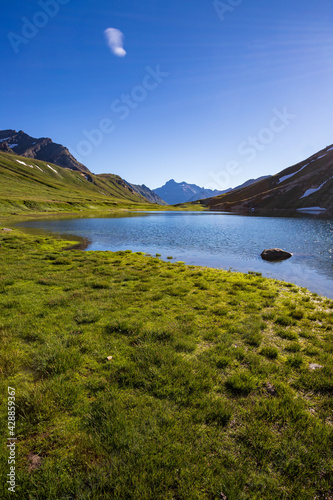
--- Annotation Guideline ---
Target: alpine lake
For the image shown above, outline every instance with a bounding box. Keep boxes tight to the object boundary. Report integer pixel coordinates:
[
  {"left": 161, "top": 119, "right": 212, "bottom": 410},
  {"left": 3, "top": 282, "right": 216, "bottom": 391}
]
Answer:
[{"left": 15, "top": 210, "right": 333, "bottom": 299}]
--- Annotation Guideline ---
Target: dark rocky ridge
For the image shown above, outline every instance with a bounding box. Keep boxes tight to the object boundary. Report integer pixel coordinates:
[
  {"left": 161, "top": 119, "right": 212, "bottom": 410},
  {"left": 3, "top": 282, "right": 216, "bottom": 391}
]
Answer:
[{"left": 0, "top": 129, "right": 90, "bottom": 174}]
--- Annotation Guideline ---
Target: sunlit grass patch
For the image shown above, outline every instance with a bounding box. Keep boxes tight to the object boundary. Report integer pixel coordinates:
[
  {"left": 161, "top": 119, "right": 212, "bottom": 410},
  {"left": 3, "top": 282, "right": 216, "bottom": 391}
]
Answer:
[
  {"left": 259, "top": 346, "right": 279, "bottom": 359},
  {"left": 225, "top": 371, "right": 258, "bottom": 396},
  {"left": 276, "top": 327, "right": 298, "bottom": 340}
]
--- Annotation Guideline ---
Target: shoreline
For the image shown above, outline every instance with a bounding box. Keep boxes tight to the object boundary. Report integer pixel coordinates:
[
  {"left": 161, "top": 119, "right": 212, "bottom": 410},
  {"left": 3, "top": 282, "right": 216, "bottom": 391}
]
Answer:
[{"left": 7, "top": 209, "right": 333, "bottom": 300}]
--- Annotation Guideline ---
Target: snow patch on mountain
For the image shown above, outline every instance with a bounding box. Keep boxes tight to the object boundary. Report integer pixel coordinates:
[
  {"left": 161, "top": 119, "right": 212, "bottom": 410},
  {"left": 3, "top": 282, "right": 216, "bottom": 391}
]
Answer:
[
  {"left": 300, "top": 177, "right": 333, "bottom": 198},
  {"left": 278, "top": 163, "right": 309, "bottom": 184},
  {"left": 47, "top": 164, "right": 58, "bottom": 173}
]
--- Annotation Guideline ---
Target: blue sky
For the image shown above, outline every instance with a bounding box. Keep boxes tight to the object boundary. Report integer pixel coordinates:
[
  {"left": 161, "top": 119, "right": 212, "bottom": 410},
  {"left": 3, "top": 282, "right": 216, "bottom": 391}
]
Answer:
[{"left": 1, "top": 0, "right": 333, "bottom": 190}]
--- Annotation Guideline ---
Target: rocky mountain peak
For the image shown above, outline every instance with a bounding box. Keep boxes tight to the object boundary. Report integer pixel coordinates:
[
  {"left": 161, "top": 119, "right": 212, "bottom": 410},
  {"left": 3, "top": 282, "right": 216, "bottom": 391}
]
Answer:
[{"left": 0, "top": 129, "right": 91, "bottom": 174}]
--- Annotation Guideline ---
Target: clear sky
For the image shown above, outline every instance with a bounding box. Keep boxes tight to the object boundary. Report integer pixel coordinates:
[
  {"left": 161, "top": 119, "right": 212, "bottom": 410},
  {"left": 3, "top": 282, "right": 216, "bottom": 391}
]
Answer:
[{"left": 1, "top": 0, "right": 333, "bottom": 190}]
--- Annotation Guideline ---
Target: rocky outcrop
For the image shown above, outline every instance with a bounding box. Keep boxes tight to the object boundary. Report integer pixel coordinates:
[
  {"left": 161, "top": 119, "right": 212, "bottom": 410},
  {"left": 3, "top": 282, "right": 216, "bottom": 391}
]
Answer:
[
  {"left": 0, "top": 141, "right": 14, "bottom": 153},
  {"left": 128, "top": 183, "right": 168, "bottom": 205},
  {"left": 261, "top": 248, "right": 292, "bottom": 261},
  {"left": 0, "top": 129, "right": 90, "bottom": 174}
]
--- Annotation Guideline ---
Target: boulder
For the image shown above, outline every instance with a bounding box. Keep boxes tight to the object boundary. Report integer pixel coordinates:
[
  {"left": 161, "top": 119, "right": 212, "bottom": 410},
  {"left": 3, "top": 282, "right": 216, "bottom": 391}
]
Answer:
[
  {"left": 261, "top": 248, "right": 292, "bottom": 261},
  {"left": 1, "top": 228, "right": 13, "bottom": 232}
]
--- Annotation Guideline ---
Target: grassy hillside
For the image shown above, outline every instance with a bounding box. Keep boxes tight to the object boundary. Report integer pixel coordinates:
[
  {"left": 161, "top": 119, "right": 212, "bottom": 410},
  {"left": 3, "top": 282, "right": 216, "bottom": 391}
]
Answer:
[
  {"left": 0, "top": 152, "right": 155, "bottom": 214},
  {"left": 1, "top": 229, "right": 333, "bottom": 499}
]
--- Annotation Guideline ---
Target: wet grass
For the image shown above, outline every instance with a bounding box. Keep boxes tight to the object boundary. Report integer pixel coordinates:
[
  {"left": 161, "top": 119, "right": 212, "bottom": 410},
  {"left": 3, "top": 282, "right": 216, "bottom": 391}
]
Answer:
[{"left": 0, "top": 229, "right": 333, "bottom": 499}]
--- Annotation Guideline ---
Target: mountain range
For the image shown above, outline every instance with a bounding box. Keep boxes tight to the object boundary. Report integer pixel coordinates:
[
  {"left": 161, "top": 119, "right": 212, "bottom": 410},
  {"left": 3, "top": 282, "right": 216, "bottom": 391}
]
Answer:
[
  {"left": 1, "top": 128, "right": 332, "bottom": 214},
  {"left": 153, "top": 176, "right": 270, "bottom": 205},
  {"left": 0, "top": 129, "right": 269, "bottom": 207},
  {"left": 200, "top": 144, "right": 333, "bottom": 213},
  {"left": 153, "top": 180, "right": 224, "bottom": 205}
]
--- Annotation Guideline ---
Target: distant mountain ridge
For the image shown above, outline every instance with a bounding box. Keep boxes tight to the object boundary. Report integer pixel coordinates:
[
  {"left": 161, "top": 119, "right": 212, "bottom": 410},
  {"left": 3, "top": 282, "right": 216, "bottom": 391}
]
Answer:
[
  {"left": 201, "top": 145, "right": 333, "bottom": 213},
  {"left": 153, "top": 179, "right": 223, "bottom": 205},
  {"left": 0, "top": 129, "right": 90, "bottom": 174},
  {"left": 153, "top": 176, "right": 271, "bottom": 205}
]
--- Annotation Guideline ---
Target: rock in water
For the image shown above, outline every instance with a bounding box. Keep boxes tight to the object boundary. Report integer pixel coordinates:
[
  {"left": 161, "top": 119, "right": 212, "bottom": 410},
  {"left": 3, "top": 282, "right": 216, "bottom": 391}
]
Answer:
[{"left": 261, "top": 248, "right": 292, "bottom": 261}]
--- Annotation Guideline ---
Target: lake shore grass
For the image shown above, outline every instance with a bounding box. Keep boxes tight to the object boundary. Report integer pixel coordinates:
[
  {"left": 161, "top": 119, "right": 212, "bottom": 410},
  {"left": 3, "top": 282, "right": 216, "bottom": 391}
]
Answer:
[{"left": 1, "top": 228, "right": 333, "bottom": 499}]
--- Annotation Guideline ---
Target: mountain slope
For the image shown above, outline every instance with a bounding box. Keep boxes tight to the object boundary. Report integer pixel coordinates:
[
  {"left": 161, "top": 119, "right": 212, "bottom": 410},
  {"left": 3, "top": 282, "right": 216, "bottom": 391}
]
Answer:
[
  {"left": 153, "top": 179, "right": 223, "bottom": 204},
  {"left": 0, "top": 130, "right": 171, "bottom": 207},
  {"left": 128, "top": 183, "right": 168, "bottom": 205},
  {"left": 0, "top": 152, "right": 151, "bottom": 213},
  {"left": 0, "top": 129, "right": 90, "bottom": 174},
  {"left": 187, "top": 188, "right": 230, "bottom": 202},
  {"left": 201, "top": 145, "right": 333, "bottom": 213},
  {"left": 232, "top": 175, "right": 271, "bottom": 191},
  {"left": 187, "top": 175, "right": 271, "bottom": 202}
]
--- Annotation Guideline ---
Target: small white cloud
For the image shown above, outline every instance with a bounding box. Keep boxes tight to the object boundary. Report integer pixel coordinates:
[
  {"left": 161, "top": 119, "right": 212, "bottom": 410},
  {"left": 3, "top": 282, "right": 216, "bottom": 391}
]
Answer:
[{"left": 104, "top": 28, "right": 126, "bottom": 57}]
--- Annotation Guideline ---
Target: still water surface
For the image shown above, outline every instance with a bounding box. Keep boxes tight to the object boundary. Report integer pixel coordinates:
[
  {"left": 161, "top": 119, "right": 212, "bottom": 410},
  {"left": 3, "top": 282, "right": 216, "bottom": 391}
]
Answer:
[{"left": 15, "top": 211, "right": 333, "bottom": 298}]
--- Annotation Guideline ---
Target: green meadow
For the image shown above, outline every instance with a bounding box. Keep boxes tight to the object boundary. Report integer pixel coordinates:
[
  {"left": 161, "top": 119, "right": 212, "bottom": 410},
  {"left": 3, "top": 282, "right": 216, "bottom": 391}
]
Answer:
[
  {"left": 0, "top": 151, "right": 205, "bottom": 218},
  {"left": 0, "top": 229, "right": 333, "bottom": 499},
  {"left": 0, "top": 151, "right": 156, "bottom": 215}
]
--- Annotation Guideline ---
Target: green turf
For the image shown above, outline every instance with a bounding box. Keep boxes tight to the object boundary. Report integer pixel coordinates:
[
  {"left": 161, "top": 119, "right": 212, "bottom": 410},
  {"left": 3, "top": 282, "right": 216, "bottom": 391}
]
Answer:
[{"left": 0, "top": 229, "right": 332, "bottom": 499}]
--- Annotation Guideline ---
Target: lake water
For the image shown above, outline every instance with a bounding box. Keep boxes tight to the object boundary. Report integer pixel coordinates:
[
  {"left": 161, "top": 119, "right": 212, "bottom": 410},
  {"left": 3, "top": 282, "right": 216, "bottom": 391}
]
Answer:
[{"left": 15, "top": 211, "right": 333, "bottom": 299}]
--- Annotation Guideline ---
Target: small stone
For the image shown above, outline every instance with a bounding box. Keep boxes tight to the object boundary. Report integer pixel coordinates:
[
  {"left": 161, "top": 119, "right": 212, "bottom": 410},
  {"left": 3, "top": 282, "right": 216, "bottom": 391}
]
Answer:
[
  {"left": 107, "top": 356, "right": 113, "bottom": 361},
  {"left": 266, "top": 382, "right": 277, "bottom": 396},
  {"left": 309, "top": 363, "right": 323, "bottom": 370},
  {"left": 27, "top": 453, "right": 42, "bottom": 471}
]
